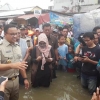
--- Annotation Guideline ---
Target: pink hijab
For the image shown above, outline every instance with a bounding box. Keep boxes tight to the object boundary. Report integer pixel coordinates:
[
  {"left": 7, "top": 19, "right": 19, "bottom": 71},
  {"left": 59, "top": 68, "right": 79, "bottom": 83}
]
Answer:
[{"left": 38, "top": 33, "right": 51, "bottom": 70}]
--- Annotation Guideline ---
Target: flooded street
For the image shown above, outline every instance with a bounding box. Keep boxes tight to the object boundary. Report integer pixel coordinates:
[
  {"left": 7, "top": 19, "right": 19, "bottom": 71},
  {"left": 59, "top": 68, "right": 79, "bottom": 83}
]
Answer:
[{"left": 19, "top": 71, "right": 91, "bottom": 100}]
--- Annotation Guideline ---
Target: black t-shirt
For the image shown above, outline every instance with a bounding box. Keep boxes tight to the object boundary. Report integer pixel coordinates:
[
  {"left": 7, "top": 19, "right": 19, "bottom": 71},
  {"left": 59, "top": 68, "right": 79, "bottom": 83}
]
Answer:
[
  {"left": 82, "top": 46, "right": 100, "bottom": 76},
  {"left": 0, "top": 91, "right": 4, "bottom": 100}
]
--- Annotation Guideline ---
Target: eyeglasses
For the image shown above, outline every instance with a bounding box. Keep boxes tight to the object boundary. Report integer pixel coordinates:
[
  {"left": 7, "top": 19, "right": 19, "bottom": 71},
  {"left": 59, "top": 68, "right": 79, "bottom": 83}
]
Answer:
[
  {"left": 39, "top": 42, "right": 46, "bottom": 45},
  {"left": 8, "top": 33, "right": 18, "bottom": 36},
  {"left": 84, "top": 40, "right": 91, "bottom": 42}
]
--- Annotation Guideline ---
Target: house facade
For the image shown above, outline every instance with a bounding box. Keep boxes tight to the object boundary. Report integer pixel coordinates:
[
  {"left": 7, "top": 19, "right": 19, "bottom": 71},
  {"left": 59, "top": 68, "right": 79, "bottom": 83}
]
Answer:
[{"left": 51, "top": 0, "right": 100, "bottom": 13}]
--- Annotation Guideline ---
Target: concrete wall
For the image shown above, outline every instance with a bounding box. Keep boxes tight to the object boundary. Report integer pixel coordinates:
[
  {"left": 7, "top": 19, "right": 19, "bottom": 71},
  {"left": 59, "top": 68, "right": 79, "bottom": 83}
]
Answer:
[{"left": 53, "top": 0, "right": 98, "bottom": 12}]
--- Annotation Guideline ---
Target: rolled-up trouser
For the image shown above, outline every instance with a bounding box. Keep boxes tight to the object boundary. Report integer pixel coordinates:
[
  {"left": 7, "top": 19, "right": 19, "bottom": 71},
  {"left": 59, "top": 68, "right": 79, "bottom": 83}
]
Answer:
[
  {"left": 81, "top": 73, "right": 97, "bottom": 95},
  {"left": 4, "top": 77, "right": 19, "bottom": 100}
]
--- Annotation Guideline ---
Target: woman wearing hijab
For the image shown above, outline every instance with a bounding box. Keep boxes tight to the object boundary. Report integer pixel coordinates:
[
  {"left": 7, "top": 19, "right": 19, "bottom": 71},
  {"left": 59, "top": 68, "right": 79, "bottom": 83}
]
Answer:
[{"left": 31, "top": 33, "right": 54, "bottom": 87}]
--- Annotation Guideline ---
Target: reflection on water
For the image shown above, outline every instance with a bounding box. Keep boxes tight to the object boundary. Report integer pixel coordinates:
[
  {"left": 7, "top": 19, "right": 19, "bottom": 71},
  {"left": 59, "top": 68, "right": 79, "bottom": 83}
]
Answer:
[{"left": 19, "top": 71, "right": 91, "bottom": 100}]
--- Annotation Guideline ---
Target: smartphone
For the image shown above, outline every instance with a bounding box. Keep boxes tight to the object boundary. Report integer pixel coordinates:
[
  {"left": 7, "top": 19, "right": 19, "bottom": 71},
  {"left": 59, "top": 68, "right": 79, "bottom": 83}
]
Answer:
[
  {"left": 0, "top": 76, "right": 7, "bottom": 84},
  {"left": 79, "top": 55, "right": 86, "bottom": 58},
  {"left": 81, "top": 56, "right": 86, "bottom": 58}
]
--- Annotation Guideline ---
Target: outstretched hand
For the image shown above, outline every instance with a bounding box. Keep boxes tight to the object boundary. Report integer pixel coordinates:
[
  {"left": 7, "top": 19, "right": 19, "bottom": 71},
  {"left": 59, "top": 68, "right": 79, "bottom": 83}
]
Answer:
[
  {"left": 91, "top": 87, "right": 100, "bottom": 100},
  {"left": 11, "top": 61, "right": 28, "bottom": 71}
]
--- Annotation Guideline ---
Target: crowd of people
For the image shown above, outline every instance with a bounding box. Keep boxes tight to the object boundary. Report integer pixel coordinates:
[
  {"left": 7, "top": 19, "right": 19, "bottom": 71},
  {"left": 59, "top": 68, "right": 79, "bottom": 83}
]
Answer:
[{"left": 0, "top": 23, "right": 100, "bottom": 100}]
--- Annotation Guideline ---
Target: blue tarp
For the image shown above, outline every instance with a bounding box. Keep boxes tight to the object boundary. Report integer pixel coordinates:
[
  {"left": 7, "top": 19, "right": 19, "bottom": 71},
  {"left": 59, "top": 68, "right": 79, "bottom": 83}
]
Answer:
[
  {"left": 49, "top": 12, "right": 59, "bottom": 23},
  {"left": 49, "top": 12, "right": 73, "bottom": 27}
]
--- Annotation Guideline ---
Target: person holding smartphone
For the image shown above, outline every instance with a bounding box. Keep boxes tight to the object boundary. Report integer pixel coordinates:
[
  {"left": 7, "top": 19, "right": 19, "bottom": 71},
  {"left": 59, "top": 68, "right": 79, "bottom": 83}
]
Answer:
[
  {"left": 31, "top": 33, "right": 54, "bottom": 87},
  {"left": 78, "top": 32, "right": 100, "bottom": 95}
]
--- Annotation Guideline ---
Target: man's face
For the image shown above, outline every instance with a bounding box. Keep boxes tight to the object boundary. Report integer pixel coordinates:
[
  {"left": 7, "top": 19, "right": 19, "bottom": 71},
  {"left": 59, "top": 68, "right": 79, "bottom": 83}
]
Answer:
[
  {"left": 5, "top": 27, "right": 17, "bottom": 43},
  {"left": 0, "top": 28, "right": 2, "bottom": 35},
  {"left": 94, "top": 34, "right": 99, "bottom": 45},
  {"left": 43, "top": 26, "right": 51, "bottom": 37},
  {"left": 83, "top": 37, "right": 94, "bottom": 47},
  {"left": 16, "top": 29, "right": 21, "bottom": 41},
  {"left": 97, "top": 29, "right": 100, "bottom": 37},
  {"left": 20, "top": 29, "right": 26, "bottom": 36},
  {"left": 62, "top": 29, "right": 68, "bottom": 37}
]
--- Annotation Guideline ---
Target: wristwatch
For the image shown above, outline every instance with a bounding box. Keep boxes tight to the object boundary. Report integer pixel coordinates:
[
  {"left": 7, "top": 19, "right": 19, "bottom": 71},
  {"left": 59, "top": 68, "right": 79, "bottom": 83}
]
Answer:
[{"left": 23, "top": 78, "right": 28, "bottom": 80}]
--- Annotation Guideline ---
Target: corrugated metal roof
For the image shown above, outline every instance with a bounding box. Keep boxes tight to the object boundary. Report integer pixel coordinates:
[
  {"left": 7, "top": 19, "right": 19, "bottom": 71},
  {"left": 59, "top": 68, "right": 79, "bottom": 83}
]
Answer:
[
  {"left": 0, "top": 10, "right": 25, "bottom": 17},
  {"left": 0, "top": 6, "right": 43, "bottom": 19},
  {"left": 18, "top": 14, "right": 40, "bottom": 20},
  {"left": 14, "top": 6, "right": 42, "bottom": 12},
  {"left": 18, "top": 7, "right": 33, "bottom": 12},
  {"left": 0, "top": 6, "right": 42, "bottom": 17},
  {"left": 17, "top": 13, "right": 50, "bottom": 24},
  {"left": 0, "top": 15, "right": 18, "bottom": 19},
  {"left": 0, "top": 3, "right": 14, "bottom": 11}
]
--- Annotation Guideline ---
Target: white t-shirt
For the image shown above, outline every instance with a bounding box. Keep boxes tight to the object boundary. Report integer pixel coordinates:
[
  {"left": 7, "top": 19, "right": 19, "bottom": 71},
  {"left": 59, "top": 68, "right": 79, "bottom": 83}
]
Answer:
[
  {"left": 67, "top": 31, "right": 73, "bottom": 38},
  {"left": 1, "top": 31, "right": 4, "bottom": 37}
]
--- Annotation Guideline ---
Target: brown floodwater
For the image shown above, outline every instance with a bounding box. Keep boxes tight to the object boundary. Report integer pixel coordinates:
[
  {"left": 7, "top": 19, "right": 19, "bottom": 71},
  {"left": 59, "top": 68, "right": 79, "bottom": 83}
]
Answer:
[{"left": 19, "top": 71, "right": 91, "bottom": 100}]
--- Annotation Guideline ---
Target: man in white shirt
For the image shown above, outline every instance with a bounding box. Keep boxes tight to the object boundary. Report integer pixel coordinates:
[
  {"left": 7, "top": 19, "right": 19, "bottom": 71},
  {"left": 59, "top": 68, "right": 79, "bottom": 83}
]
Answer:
[{"left": 67, "top": 31, "right": 73, "bottom": 38}]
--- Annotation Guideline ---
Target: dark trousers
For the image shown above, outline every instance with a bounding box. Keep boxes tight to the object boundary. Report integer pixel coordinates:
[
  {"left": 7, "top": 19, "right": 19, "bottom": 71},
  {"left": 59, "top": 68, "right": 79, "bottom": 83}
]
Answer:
[
  {"left": 97, "top": 72, "right": 100, "bottom": 87},
  {"left": 74, "top": 61, "right": 82, "bottom": 76},
  {"left": 52, "top": 63, "right": 57, "bottom": 78},
  {"left": 81, "top": 73, "right": 97, "bottom": 94}
]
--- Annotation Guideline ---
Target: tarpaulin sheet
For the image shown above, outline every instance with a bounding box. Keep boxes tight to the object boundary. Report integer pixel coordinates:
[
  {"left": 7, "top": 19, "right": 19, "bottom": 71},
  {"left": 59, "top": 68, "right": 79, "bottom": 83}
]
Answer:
[
  {"left": 38, "top": 13, "right": 50, "bottom": 24},
  {"left": 18, "top": 13, "right": 50, "bottom": 24},
  {"left": 49, "top": 12, "right": 73, "bottom": 27},
  {"left": 18, "top": 14, "right": 39, "bottom": 20},
  {"left": 73, "top": 9, "right": 100, "bottom": 39}
]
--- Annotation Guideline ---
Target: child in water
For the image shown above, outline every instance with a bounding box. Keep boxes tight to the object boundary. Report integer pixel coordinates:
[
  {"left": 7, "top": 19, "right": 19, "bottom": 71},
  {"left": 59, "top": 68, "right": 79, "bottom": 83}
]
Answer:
[
  {"left": 57, "top": 34, "right": 68, "bottom": 71},
  {"left": 66, "top": 45, "right": 75, "bottom": 72}
]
